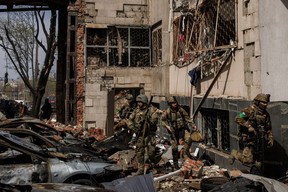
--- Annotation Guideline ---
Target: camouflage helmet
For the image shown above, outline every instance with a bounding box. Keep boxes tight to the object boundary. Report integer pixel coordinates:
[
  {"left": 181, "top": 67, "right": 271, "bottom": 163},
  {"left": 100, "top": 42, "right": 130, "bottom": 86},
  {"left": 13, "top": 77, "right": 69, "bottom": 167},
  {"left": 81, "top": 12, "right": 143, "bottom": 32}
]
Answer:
[
  {"left": 126, "top": 94, "right": 133, "bottom": 100},
  {"left": 167, "top": 96, "right": 177, "bottom": 104},
  {"left": 254, "top": 93, "right": 270, "bottom": 103},
  {"left": 136, "top": 94, "right": 148, "bottom": 104}
]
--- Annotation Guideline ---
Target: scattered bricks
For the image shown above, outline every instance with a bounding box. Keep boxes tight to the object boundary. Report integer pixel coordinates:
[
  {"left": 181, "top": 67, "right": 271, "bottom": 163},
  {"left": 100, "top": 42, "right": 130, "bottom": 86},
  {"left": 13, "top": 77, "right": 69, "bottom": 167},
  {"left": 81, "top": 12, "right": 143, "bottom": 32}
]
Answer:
[
  {"left": 88, "top": 127, "right": 106, "bottom": 141},
  {"left": 45, "top": 121, "right": 107, "bottom": 142},
  {"left": 63, "top": 126, "right": 75, "bottom": 133},
  {"left": 181, "top": 158, "right": 204, "bottom": 178}
]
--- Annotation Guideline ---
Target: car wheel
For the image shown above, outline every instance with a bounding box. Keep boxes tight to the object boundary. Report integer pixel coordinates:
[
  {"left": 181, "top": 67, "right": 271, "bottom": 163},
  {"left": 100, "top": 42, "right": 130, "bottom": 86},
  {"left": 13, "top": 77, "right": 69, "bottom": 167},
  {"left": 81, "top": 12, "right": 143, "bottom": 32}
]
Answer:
[{"left": 71, "top": 178, "right": 97, "bottom": 186}]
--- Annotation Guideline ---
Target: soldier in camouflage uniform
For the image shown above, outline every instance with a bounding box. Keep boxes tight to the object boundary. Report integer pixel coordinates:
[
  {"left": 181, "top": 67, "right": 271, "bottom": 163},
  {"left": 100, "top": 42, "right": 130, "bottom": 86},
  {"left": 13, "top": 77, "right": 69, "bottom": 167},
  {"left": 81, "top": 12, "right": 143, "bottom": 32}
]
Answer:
[
  {"left": 235, "top": 93, "right": 273, "bottom": 168},
  {"left": 161, "top": 96, "right": 197, "bottom": 170},
  {"left": 119, "top": 94, "right": 134, "bottom": 119},
  {"left": 113, "top": 94, "right": 135, "bottom": 131},
  {"left": 127, "top": 94, "right": 160, "bottom": 175}
]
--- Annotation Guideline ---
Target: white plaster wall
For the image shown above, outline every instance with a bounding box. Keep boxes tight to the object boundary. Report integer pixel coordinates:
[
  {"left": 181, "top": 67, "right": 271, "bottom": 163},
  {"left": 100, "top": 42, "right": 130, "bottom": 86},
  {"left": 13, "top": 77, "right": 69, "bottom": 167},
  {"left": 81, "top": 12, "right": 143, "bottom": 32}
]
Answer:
[
  {"left": 183, "top": 51, "right": 246, "bottom": 98},
  {"left": 259, "top": 0, "right": 288, "bottom": 101},
  {"left": 169, "top": 0, "right": 246, "bottom": 98},
  {"left": 148, "top": 0, "right": 171, "bottom": 96},
  {"left": 169, "top": 65, "right": 192, "bottom": 97}
]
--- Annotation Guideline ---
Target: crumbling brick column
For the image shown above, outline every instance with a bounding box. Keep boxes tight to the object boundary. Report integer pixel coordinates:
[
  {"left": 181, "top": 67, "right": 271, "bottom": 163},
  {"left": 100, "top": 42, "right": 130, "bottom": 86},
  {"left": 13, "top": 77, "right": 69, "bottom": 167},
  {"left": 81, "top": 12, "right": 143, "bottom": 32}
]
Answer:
[{"left": 74, "top": 0, "right": 86, "bottom": 126}]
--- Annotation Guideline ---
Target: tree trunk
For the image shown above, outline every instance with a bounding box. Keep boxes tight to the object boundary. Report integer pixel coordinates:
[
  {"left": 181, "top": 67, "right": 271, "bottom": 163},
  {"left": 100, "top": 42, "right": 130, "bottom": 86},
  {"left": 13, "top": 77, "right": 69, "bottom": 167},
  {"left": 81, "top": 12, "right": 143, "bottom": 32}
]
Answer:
[{"left": 31, "top": 88, "right": 45, "bottom": 118}]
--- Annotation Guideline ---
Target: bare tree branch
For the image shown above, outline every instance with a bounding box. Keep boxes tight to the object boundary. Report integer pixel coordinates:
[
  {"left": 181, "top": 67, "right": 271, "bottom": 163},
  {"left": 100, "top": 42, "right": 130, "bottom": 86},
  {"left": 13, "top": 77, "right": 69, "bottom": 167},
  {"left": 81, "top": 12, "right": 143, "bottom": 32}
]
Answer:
[{"left": 0, "top": 10, "right": 57, "bottom": 117}]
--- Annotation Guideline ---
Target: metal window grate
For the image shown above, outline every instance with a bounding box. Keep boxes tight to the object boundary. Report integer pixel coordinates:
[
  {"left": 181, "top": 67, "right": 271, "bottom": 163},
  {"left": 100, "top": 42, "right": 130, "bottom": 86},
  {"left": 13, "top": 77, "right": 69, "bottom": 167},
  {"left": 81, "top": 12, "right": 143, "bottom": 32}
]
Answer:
[
  {"left": 201, "top": 108, "right": 230, "bottom": 152},
  {"left": 152, "top": 28, "right": 162, "bottom": 65},
  {"left": 173, "top": 0, "right": 236, "bottom": 61},
  {"left": 86, "top": 27, "right": 151, "bottom": 68}
]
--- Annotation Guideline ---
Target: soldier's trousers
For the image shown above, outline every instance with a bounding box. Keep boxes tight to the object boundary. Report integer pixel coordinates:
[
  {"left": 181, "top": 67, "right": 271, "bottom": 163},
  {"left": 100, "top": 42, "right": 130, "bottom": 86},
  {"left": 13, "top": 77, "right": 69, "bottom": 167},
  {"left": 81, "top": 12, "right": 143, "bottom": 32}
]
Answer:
[
  {"left": 170, "top": 128, "right": 192, "bottom": 160},
  {"left": 135, "top": 134, "right": 156, "bottom": 171}
]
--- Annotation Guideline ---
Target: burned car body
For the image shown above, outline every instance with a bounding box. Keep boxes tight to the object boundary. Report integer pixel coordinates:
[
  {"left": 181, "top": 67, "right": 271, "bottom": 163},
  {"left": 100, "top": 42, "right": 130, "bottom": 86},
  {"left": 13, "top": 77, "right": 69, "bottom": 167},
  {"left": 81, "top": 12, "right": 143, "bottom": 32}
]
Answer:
[
  {"left": 0, "top": 182, "right": 114, "bottom": 192},
  {"left": 92, "top": 129, "right": 133, "bottom": 156},
  {"left": 0, "top": 117, "right": 59, "bottom": 137},
  {"left": 0, "top": 131, "right": 123, "bottom": 186},
  {"left": 0, "top": 128, "right": 104, "bottom": 158},
  {"left": 0, "top": 117, "right": 92, "bottom": 148}
]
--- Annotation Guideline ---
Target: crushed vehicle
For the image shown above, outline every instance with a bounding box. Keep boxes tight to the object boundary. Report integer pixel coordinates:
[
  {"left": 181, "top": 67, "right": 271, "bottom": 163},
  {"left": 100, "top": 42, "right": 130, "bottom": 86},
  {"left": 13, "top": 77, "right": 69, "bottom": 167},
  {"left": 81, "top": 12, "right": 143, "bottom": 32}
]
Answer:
[
  {"left": 0, "top": 117, "right": 91, "bottom": 147},
  {"left": 0, "top": 182, "right": 114, "bottom": 192},
  {"left": 92, "top": 129, "right": 133, "bottom": 157},
  {"left": 0, "top": 130, "right": 124, "bottom": 186},
  {"left": 0, "top": 128, "right": 105, "bottom": 158},
  {"left": 0, "top": 117, "right": 60, "bottom": 137}
]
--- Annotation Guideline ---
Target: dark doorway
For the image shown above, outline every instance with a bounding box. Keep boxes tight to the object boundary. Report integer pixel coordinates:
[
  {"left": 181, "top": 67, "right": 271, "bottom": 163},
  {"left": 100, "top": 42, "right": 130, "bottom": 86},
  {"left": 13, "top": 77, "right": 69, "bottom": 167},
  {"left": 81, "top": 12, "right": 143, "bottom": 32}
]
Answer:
[{"left": 106, "top": 88, "right": 141, "bottom": 136}]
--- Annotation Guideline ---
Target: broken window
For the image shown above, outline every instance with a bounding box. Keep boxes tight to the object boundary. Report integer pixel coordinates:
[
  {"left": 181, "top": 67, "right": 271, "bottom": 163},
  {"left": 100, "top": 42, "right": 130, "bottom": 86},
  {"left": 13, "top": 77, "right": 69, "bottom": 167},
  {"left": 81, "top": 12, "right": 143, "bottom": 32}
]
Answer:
[
  {"left": 86, "top": 26, "right": 151, "bottom": 68},
  {"left": 200, "top": 108, "right": 230, "bottom": 152},
  {"left": 173, "top": 0, "right": 236, "bottom": 64}
]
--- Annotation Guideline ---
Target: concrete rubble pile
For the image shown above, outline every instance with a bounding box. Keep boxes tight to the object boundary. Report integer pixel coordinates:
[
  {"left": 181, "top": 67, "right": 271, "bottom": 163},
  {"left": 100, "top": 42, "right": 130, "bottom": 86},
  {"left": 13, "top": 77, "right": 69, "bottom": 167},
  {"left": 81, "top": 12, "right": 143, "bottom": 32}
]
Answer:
[
  {"left": 26, "top": 120, "right": 288, "bottom": 191},
  {"left": 45, "top": 120, "right": 107, "bottom": 143},
  {"left": 1, "top": 113, "right": 288, "bottom": 191},
  {"left": 155, "top": 156, "right": 229, "bottom": 192}
]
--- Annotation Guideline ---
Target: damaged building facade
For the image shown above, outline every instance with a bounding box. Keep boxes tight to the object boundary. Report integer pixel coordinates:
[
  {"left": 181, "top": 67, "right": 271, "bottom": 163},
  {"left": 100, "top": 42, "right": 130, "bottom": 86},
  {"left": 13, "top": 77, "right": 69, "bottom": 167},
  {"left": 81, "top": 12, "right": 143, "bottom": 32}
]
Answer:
[{"left": 67, "top": 0, "right": 288, "bottom": 178}]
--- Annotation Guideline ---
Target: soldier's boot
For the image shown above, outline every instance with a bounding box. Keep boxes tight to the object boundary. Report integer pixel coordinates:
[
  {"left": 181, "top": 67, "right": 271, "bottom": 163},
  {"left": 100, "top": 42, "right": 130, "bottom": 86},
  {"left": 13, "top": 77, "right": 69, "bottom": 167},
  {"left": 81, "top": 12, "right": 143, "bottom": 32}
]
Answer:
[
  {"left": 172, "top": 150, "right": 180, "bottom": 170},
  {"left": 132, "top": 163, "right": 145, "bottom": 176},
  {"left": 173, "top": 158, "right": 180, "bottom": 170}
]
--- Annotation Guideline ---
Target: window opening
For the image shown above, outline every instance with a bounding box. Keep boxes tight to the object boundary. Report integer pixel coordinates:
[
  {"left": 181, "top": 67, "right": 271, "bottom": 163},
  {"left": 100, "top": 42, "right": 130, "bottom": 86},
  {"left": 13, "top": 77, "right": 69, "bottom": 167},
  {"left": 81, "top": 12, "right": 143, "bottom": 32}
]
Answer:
[
  {"left": 86, "top": 26, "right": 151, "bottom": 68},
  {"left": 173, "top": 0, "right": 236, "bottom": 67},
  {"left": 201, "top": 108, "right": 230, "bottom": 152}
]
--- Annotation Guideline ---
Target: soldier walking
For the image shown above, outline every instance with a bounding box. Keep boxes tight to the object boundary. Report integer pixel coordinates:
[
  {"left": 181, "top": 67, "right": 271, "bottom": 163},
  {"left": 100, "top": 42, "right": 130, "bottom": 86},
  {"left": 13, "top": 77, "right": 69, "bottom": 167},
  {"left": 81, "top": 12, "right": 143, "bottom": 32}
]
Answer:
[
  {"left": 127, "top": 94, "right": 160, "bottom": 175},
  {"left": 235, "top": 93, "right": 273, "bottom": 172},
  {"left": 161, "top": 96, "right": 197, "bottom": 170}
]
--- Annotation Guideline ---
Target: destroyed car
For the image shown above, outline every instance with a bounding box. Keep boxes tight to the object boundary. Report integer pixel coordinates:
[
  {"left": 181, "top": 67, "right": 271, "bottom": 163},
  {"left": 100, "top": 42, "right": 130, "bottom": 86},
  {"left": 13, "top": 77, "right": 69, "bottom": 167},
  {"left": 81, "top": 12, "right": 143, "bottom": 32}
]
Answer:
[
  {"left": 0, "top": 182, "right": 114, "bottom": 192},
  {"left": 0, "top": 117, "right": 59, "bottom": 137},
  {"left": 0, "top": 130, "right": 123, "bottom": 186},
  {"left": 0, "top": 128, "right": 105, "bottom": 158},
  {"left": 0, "top": 117, "right": 90, "bottom": 147},
  {"left": 92, "top": 129, "right": 133, "bottom": 156}
]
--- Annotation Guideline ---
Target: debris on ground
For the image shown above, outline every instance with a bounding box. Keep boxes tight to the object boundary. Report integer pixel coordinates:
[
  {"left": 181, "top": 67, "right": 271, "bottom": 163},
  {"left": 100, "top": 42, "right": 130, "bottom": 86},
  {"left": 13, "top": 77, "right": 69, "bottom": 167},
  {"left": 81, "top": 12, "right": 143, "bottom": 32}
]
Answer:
[{"left": 1, "top": 115, "right": 288, "bottom": 191}]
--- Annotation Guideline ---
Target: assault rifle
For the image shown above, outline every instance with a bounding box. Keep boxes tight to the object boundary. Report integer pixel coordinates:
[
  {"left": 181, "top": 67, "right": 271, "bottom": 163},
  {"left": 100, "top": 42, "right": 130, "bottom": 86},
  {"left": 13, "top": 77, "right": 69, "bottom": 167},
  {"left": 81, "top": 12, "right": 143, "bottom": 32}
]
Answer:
[{"left": 141, "top": 96, "right": 154, "bottom": 145}]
